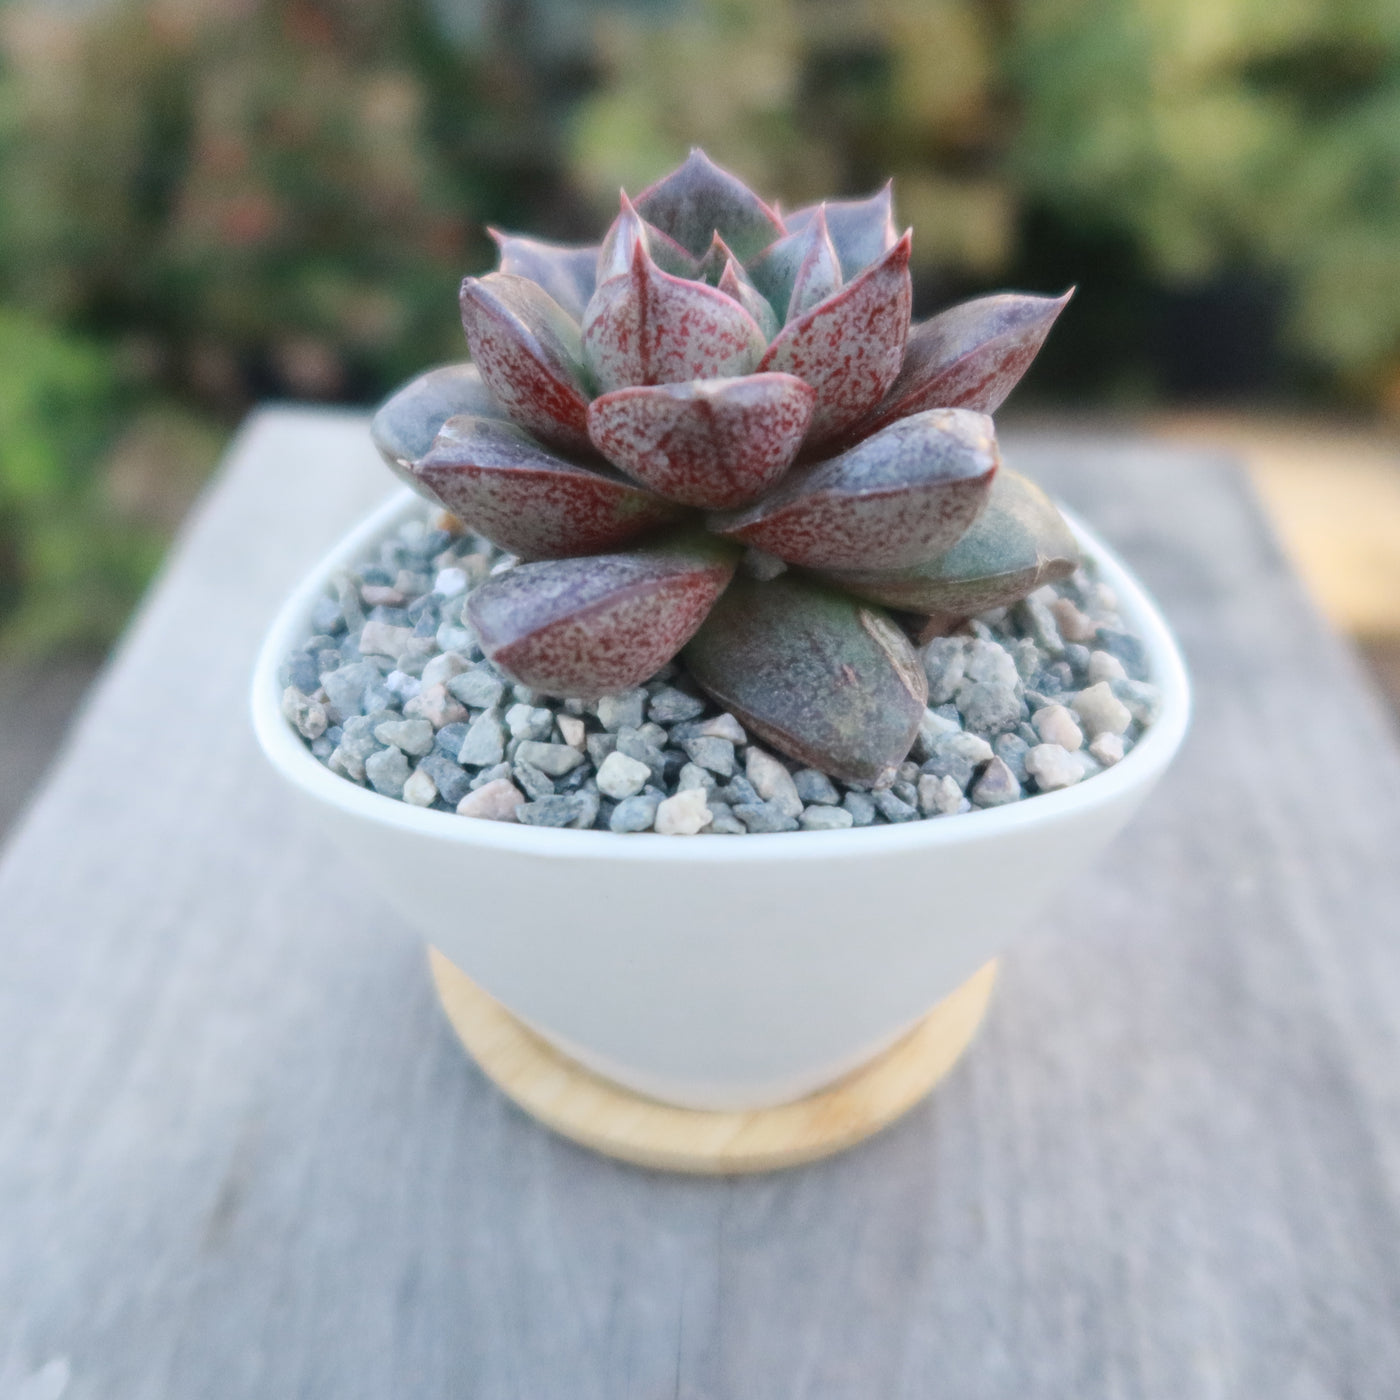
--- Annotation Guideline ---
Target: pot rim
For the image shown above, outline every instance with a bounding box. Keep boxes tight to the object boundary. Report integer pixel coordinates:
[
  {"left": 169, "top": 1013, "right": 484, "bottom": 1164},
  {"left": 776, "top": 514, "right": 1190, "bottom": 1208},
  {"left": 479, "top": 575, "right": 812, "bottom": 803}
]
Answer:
[{"left": 251, "top": 486, "right": 1191, "bottom": 864}]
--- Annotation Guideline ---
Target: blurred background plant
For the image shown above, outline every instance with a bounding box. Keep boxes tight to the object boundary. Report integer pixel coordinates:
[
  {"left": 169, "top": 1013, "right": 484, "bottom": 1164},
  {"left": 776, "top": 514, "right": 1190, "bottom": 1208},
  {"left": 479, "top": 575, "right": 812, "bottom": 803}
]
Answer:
[{"left": 0, "top": 0, "right": 1397, "bottom": 659}]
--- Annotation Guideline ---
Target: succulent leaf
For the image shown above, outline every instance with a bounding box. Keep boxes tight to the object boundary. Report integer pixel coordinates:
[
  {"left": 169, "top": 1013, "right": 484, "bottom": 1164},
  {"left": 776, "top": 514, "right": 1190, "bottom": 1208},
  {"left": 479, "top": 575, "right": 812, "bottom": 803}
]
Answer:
[
  {"left": 596, "top": 193, "right": 701, "bottom": 283},
  {"left": 711, "top": 408, "right": 999, "bottom": 571},
  {"left": 582, "top": 242, "right": 767, "bottom": 393},
  {"left": 490, "top": 232, "right": 599, "bottom": 322},
  {"left": 634, "top": 148, "right": 785, "bottom": 262},
  {"left": 856, "top": 291, "right": 1073, "bottom": 436},
  {"left": 370, "top": 363, "right": 509, "bottom": 486},
  {"left": 758, "top": 233, "right": 912, "bottom": 445},
  {"left": 824, "top": 469, "right": 1079, "bottom": 619},
  {"left": 467, "top": 535, "right": 739, "bottom": 699},
  {"left": 717, "top": 258, "right": 780, "bottom": 340},
  {"left": 785, "top": 185, "right": 898, "bottom": 281},
  {"left": 683, "top": 571, "right": 927, "bottom": 784},
  {"left": 783, "top": 207, "right": 843, "bottom": 323},
  {"left": 412, "top": 414, "right": 684, "bottom": 559},
  {"left": 459, "top": 273, "right": 594, "bottom": 453},
  {"left": 587, "top": 373, "right": 816, "bottom": 510}
]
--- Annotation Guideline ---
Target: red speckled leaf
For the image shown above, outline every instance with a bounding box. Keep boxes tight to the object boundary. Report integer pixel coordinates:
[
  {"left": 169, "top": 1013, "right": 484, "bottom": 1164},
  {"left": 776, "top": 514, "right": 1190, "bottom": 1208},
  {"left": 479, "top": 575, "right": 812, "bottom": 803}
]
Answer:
[
  {"left": 683, "top": 571, "right": 927, "bottom": 784},
  {"left": 370, "top": 363, "right": 509, "bottom": 487},
  {"left": 717, "top": 258, "right": 779, "bottom": 341},
  {"left": 459, "top": 273, "right": 594, "bottom": 453},
  {"left": 824, "top": 469, "right": 1079, "bottom": 619},
  {"left": 855, "top": 290, "right": 1073, "bottom": 437},
  {"left": 757, "top": 233, "right": 912, "bottom": 446},
  {"left": 587, "top": 373, "right": 815, "bottom": 509},
  {"left": 785, "top": 185, "right": 897, "bottom": 280},
  {"left": 634, "top": 149, "right": 785, "bottom": 262},
  {"left": 596, "top": 193, "right": 700, "bottom": 283},
  {"left": 411, "top": 414, "right": 685, "bottom": 560},
  {"left": 489, "top": 231, "right": 599, "bottom": 322},
  {"left": 582, "top": 242, "right": 767, "bottom": 393},
  {"left": 783, "top": 206, "right": 843, "bottom": 322},
  {"left": 711, "top": 408, "right": 998, "bottom": 570},
  {"left": 467, "top": 535, "right": 739, "bottom": 699}
]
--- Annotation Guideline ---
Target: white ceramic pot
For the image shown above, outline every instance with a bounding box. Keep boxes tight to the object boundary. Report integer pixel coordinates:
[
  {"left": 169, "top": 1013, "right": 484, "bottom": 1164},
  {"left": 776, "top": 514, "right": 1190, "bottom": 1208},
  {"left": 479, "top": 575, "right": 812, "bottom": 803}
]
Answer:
[{"left": 252, "top": 489, "right": 1190, "bottom": 1111}]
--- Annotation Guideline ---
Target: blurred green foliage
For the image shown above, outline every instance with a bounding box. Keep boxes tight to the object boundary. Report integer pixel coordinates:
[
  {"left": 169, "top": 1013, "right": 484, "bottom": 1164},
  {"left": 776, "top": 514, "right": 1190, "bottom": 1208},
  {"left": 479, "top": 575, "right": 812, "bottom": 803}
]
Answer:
[{"left": 0, "top": 0, "right": 1396, "bottom": 653}]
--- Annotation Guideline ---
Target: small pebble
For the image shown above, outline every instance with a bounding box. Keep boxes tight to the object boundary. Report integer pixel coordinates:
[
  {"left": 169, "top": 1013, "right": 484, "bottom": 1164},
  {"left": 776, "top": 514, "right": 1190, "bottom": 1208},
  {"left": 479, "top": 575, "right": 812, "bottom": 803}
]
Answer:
[
  {"left": 683, "top": 736, "right": 735, "bottom": 777},
  {"left": 921, "top": 637, "right": 967, "bottom": 704},
  {"left": 518, "top": 794, "right": 593, "bottom": 828},
  {"left": 513, "top": 760, "right": 555, "bottom": 800},
  {"left": 1071, "top": 682, "right": 1133, "bottom": 738},
  {"left": 970, "top": 756, "right": 1022, "bottom": 808},
  {"left": 434, "top": 566, "right": 469, "bottom": 597},
  {"left": 448, "top": 669, "right": 504, "bottom": 709},
  {"left": 918, "top": 773, "right": 963, "bottom": 816},
  {"left": 373, "top": 717, "right": 435, "bottom": 756},
  {"left": 1087, "top": 650, "right": 1127, "bottom": 684},
  {"left": 655, "top": 788, "right": 712, "bottom": 835},
  {"left": 873, "top": 788, "right": 919, "bottom": 823},
  {"left": 456, "top": 778, "right": 523, "bottom": 821},
  {"left": 506, "top": 703, "right": 554, "bottom": 741},
  {"left": 596, "top": 690, "right": 647, "bottom": 732},
  {"left": 800, "top": 805, "right": 854, "bottom": 830},
  {"left": 994, "top": 732, "right": 1031, "bottom": 784},
  {"left": 1025, "top": 743, "right": 1082, "bottom": 791},
  {"left": 595, "top": 751, "right": 652, "bottom": 799},
  {"left": 281, "top": 687, "right": 328, "bottom": 740},
  {"left": 677, "top": 763, "right": 716, "bottom": 792},
  {"left": 402, "top": 768, "right": 438, "bottom": 806},
  {"left": 921, "top": 732, "right": 994, "bottom": 789},
  {"left": 793, "top": 768, "right": 840, "bottom": 805},
  {"left": 1110, "top": 678, "right": 1163, "bottom": 726},
  {"left": 1089, "top": 732, "right": 1125, "bottom": 767},
  {"left": 359, "top": 619, "right": 414, "bottom": 658},
  {"left": 956, "top": 679, "right": 1022, "bottom": 735},
  {"left": 965, "top": 639, "right": 1020, "bottom": 688},
  {"left": 556, "top": 714, "right": 586, "bottom": 749},
  {"left": 649, "top": 686, "right": 706, "bottom": 724},
  {"left": 365, "top": 746, "right": 410, "bottom": 797},
  {"left": 405, "top": 683, "right": 467, "bottom": 729},
  {"left": 746, "top": 748, "right": 803, "bottom": 818},
  {"left": 457, "top": 710, "right": 506, "bottom": 767},
  {"left": 417, "top": 754, "right": 471, "bottom": 806},
  {"left": 420, "top": 651, "right": 469, "bottom": 689},
  {"left": 734, "top": 800, "right": 800, "bottom": 833},
  {"left": 695, "top": 712, "right": 747, "bottom": 745},
  {"left": 1050, "top": 598, "right": 1098, "bottom": 643},
  {"left": 842, "top": 791, "right": 878, "bottom": 826},
  {"left": 514, "top": 741, "right": 585, "bottom": 777},
  {"left": 1032, "top": 704, "right": 1084, "bottom": 752},
  {"left": 586, "top": 732, "right": 617, "bottom": 767},
  {"left": 610, "top": 793, "right": 661, "bottom": 832}
]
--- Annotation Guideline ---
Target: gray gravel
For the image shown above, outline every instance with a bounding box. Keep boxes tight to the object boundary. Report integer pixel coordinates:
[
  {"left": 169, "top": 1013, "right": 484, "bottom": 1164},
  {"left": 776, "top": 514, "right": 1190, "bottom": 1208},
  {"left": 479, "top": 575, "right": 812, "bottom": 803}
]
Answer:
[{"left": 280, "top": 509, "right": 1163, "bottom": 833}]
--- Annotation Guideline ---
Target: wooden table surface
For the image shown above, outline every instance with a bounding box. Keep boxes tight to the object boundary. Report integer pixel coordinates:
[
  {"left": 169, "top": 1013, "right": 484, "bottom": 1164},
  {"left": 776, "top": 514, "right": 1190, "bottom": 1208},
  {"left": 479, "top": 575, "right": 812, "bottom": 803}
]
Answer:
[{"left": 4, "top": 408, "right": 1400, "bottom": 1400}]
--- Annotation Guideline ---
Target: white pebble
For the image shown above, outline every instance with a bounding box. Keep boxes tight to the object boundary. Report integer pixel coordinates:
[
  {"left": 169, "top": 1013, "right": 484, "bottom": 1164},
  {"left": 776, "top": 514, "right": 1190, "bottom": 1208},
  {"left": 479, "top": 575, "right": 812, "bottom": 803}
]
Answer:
[
  {"left": 405, "top": 683, "right": 467, "bottom": 730},
  {"left": 746, "top": 747, "right": 803, "bottom": 818},
  {"left": 1089, "top": 732, "right": 1125, "bottom": 767},
  {"left": 402, "top": 768, "right": 438, "bottom": 806},
  {"left": 800, "top": 805, "right": 854, "bottom": 830},
  {"left": 1072, "top": 682, "right": 1132, "bottom": 737},
  {"left": 420, "top": 650, "right": 470, "bottom": 688},
  {"left": 1049, "top": 598, "right": 1098, "bottom": 644},
  {"left": 697, "top": 712, "right": 747, "bottom": 745},
  {"left": 456, "top": 778, "right": 523, "bottom": 821},
  {"left": 595, "top": 750, "right": 651, "bottom": 800},
  {"left": 1025, "top": 743, "right": 1082, "bottom": 791},
  {"left": 1087, "top": 650, "right": 1127, "bottom": 684},
  {"left": 918, "top": 773, "right": 963, "bottom": 816},
  {"left": 1032, "top": 703, "right": 1084, "bottom": 751},
  {"left": 359, "top": 619, "right": 414, "bottom": 658},
  {"left": 654, "top": 788, "right": 712, "bottom": 836},
  {"left": 434, "top": 566, "right": 469, "bottom": 597},
  {"left": 556, "top": 714, "right": 586, "bottom": 749}
]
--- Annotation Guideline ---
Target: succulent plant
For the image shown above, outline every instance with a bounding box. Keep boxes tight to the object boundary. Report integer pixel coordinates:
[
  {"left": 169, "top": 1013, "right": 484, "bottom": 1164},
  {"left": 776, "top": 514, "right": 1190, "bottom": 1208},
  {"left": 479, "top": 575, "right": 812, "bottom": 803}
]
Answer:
[{"left": 372, "top": 150, "right": 1076, "bottom": 784}]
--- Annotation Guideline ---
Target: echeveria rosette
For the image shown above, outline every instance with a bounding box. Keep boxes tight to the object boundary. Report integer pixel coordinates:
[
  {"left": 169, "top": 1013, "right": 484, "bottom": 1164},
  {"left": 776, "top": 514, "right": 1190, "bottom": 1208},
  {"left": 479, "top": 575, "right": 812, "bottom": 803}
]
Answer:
[{"left": 371, "top": 149, "right": 1077, "bottom": 785}]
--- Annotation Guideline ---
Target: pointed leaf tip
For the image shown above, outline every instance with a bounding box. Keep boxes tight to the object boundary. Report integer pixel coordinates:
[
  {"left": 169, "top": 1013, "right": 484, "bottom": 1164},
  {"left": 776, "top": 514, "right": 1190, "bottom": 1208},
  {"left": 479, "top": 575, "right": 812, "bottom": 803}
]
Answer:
[
  {"left": 490, "top": 231, "right": 599, "bottom": 322},
  {"left": 783, "top": 206, "right": 843, "bottom": 323},
  {"left": 634, "top": 149, "right": 785, "bottom": 262},
  {"left": 467, "top": 537, "right": 738, "bottom": 699},
  {"left": 588, "top": 373, "right": 816, "bottom": 509},
  {"left": 785, "top": 184, "right": 897, "bottom": 281},
  {"left": 459, "top": 273, "right": 593, "bottom": 453},
  {"left": 711, "top": 407, "right": 999, "bottom": 571},
  {"left": 582, "top": 241, "right": 766, "bottom": 393},
  {"left": 758, "top": 232, "right": 912, "bottom": 445},
  {"left": 684, "top": 571, "right": 927, "bottom": 783},
  {"left": 856, "top": 289, "right": 1073, "bottom": 436},
  {"left": 412, "top": 414, "right": 684, "bottom": 560}
]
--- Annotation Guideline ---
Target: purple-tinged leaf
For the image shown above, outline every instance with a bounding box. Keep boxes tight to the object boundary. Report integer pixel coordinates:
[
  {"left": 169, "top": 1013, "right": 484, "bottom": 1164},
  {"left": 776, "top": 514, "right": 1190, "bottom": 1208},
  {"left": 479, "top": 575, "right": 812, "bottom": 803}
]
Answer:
[
  {"left": 596, "top": 192, "right": 700, "bottom": 283},
  {"left": 683, "top": 572, "right": 927, "bottom": 784},
  {"left": 785, "top": 185, "right": 897, "bottom": 280},
  {"left": 783, "top": 205, "right": 843, "bottom": 322},
  {"left": 695, "top": 231, "right": 741, "bottom": 285},
  {"left": 467, "top": 535, "right": 738, "bottom": 699},
  {"left": 490, "top": 231, "right": 598, "bottom": 322},
  {"left": 711, "top": 408, "right": 998, "bottom": 570},
  {"left": 824, "top": 469, "right": 1079, "bottom": 621},
  {"left": 718, "top": 258, "right": 779, "bottom": 341},
  {"left": 855, "top": 290, "right": 1073, "bottom": 436},
  {"left": 587, "top": 374, "right": 815, "bottom": 509},
  {"left": 412, "top": 414, "right": 685, "bottom": 560},
  {"left": 634, "top": 148, "right": 785, "bottom": 262},
  {"left": 370, "top": 363, "right": 509, "bottom": 487},
  {"left": 757, "top": 233, "right": 913, "bottom": 445},
  {"left": 459, "top": 273, "right": 594, "bottom": 453},
  {"left": 582, "top": 242, "right": 767, "bottom": 393}
]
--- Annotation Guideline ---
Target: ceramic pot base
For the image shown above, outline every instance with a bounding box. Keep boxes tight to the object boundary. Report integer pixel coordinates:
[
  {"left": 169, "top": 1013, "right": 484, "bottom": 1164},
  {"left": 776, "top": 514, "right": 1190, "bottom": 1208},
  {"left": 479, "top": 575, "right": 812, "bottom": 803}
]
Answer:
[{"left": 429, "top": 948, "right": 999, "bottom": 1174}]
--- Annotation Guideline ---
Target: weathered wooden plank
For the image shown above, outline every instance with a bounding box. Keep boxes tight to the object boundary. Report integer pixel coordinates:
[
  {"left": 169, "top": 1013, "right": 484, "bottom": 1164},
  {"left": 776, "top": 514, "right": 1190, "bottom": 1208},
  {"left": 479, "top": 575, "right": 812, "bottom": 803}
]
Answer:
[{"left": 3, "top": 409, "right": 1400, "bottom": 1399}]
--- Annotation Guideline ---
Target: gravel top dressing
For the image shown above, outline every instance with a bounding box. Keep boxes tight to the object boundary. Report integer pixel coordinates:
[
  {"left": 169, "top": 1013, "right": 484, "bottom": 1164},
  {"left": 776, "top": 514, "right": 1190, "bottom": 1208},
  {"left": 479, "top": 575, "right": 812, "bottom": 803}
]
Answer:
[{"left": 278, "top": 508, "right": 1162, "bottom": 834}]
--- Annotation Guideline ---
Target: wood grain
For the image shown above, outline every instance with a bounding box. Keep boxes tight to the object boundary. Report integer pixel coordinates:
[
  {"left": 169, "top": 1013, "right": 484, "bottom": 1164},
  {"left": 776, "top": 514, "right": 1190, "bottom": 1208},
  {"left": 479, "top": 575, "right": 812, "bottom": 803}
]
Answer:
[
  {"left": 3, "top": 410, "right": 1400, "bottom": 1398},
  {"left": 429, "top": 949, "right": 998, "bottom": 1174}
]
